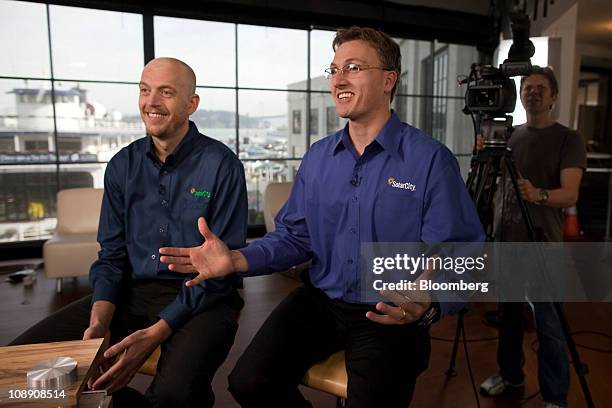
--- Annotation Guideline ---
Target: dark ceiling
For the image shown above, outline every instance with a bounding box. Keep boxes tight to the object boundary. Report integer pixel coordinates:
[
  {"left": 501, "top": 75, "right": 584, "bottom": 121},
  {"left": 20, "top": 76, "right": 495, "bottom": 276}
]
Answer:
[{"left": 31, "top": 0, "right": 498, "bottom": 49}]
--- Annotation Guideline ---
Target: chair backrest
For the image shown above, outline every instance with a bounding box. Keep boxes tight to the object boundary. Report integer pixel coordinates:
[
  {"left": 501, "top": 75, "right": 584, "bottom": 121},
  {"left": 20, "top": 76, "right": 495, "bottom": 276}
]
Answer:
[
  {"left": 56, "top": 188, "right": 104, "bottom": 234},
  {"left": 263, "top": 182, "right": 293, "bottom": 233}
]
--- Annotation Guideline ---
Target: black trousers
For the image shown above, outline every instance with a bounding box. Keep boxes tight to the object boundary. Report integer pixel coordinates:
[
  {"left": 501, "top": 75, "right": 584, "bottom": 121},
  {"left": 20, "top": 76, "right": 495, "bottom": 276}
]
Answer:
[
  {"left": 228, "top": 285, "right": 431, "bottom": 408},
  {"left": 10, "top": 280, "right": 243, "bottom": 408}
]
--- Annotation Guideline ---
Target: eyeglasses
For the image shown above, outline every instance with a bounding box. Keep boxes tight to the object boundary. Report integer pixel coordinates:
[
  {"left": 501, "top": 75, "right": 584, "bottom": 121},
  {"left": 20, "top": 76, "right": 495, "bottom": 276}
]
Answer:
[{"left": 324, "top": 63, "right": 392, "bottom": 79}]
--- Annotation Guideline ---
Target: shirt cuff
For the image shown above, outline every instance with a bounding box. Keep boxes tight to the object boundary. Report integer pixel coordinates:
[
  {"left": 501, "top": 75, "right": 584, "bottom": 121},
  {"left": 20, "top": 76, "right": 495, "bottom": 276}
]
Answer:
[
  {"left": 92, "top": 282, "right": 121, "bottom": 305},
  {"left": 238, "top": 244, "right": 268, "bottom": 275},
  {"left": 158, "top": 301, "right": 192, "bottom": 332}
]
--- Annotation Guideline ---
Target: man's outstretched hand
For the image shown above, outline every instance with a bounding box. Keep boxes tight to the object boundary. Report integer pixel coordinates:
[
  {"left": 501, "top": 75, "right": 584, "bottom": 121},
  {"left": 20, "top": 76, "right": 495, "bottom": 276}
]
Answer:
[{"left": 159, "top": 217, "right": 245, "bottom": 287}]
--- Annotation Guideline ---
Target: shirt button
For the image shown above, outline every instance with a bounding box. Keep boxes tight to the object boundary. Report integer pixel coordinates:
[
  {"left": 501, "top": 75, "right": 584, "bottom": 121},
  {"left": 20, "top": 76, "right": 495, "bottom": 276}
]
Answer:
[
  {"left": 352, "top": 196, "right": 358, "bottom": 202},
  {"left": 347, "top": 259, "right": 353, "bottom": 265},
  {"left": 350, "top": 227, "right": 356, "bottom": 234},
  {"left": 151, "top": 254, "right": 156, "bottom": 260},
  {"left": 161, "top": 199, "right": 168, "bottom": 207}
]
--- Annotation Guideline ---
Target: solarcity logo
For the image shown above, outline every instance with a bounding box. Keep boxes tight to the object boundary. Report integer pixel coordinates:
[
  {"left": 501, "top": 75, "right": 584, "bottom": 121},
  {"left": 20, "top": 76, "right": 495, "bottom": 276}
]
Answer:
[
  {"left": 387, "top": 177, "right": 416, "bottom": 191},
  {"left": 190, "top": 187, "right": 212, "bottom": 199}
]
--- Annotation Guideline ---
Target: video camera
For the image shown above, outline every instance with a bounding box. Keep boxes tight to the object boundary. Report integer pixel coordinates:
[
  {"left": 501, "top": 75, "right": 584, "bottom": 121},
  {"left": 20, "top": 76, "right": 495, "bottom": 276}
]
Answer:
[{"left": 461, "top": 11, "right": 535, "bottom": 144}]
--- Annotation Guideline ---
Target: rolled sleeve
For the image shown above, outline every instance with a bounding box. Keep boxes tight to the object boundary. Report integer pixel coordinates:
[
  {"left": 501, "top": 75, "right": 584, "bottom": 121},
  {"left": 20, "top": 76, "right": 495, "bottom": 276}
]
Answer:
[
  {"left": 92, "top": 280, "right": 122, "bottom": 305},
  {"left": 158, "top": 301, "right": 193, "bottom": 332}
]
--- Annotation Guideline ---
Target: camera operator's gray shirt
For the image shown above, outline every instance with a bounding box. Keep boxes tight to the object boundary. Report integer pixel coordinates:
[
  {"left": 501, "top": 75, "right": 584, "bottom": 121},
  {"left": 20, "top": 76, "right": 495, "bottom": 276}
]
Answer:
[{"left": 494, "top": 122, "right": 587, "bottom": 242}]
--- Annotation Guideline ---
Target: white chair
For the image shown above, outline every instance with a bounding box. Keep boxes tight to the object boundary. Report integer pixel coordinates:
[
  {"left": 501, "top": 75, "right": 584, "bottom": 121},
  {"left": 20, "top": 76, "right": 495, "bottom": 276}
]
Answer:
[
  {"left": 43, "top": 188, "right": 103, "bottom": 293},
  {"left": 263, "top": 182, "right": 294, "bottom": 233},
  {"left": 263, "top": 182, "right": 311, "bottom": 280}
]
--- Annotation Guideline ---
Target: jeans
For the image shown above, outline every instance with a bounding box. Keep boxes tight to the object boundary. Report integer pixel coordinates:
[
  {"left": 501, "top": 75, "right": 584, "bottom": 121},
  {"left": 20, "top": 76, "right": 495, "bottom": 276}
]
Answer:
[{"left": 497, "top": 301, "right": 569, "bottom": 407}]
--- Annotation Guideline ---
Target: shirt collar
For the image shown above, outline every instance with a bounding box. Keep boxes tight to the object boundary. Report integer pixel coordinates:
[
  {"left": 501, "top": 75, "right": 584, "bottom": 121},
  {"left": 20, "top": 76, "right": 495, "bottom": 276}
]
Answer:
[
  {"left": 331, "top": 125, "right": 353, "bottom": 156},
  {"left": 331, "top": 111, "right": 403, "bottom": 160},
  {"left": 146, "top": 121, "right": 199, "bottom": 167}
]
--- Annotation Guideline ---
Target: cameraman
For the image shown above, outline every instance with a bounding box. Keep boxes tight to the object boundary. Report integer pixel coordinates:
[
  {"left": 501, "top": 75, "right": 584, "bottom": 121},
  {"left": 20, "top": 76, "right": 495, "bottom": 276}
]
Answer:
[{"left": 477, "top": 66, "right": 586, "bottom": 408}]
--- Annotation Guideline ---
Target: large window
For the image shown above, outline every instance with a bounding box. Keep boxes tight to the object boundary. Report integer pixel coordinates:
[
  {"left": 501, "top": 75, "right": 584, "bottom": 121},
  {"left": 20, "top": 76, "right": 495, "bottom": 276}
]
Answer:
[
  {"left": 399, "top": 40, "right": 477, "bottom": 176},
  {"left": 155, "top": 17, "right": 236, "bottom": 87},
  {"left": 0, "top": 1, "right": 50, "bottom": 78},
  {"left": 0, "top": 2, "right": 143, "bottom": 242},
  {"left": 0, "top": 1, "right": 478, "bottom": 243},
  {"left": 49, "top": 6, "right": 143, "bottom": 82},
  {"left": 420, "top": 46, "right": 449, "bottom": 143}
]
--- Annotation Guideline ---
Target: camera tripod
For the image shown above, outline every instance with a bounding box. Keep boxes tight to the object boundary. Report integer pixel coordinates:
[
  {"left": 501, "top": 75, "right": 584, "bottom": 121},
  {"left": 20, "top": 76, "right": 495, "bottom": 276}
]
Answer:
[{"left": 443, "top": 117, "right": 595, "bottom": 408}]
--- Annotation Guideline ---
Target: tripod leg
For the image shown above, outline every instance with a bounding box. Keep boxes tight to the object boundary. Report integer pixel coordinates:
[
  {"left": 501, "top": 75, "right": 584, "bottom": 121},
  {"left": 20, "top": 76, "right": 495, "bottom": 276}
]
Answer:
[
  {"left": 446, "top": 308, "right": 467, "bottom": 377},
  {"left": 502, "top": 154, "right": 540, "bottom": 241},
  {"left": 553, "top": 302, "right": 595, "bottom": 408},
  {"left": 467, "top": 149, "right": 502, "bottom": 239}
]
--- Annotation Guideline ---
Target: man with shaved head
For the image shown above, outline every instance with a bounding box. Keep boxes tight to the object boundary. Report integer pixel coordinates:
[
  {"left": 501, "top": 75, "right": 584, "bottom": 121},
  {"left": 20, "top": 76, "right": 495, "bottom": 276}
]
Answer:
[{"left": 10, "top": 58, "right": 248, "bottom": 408}]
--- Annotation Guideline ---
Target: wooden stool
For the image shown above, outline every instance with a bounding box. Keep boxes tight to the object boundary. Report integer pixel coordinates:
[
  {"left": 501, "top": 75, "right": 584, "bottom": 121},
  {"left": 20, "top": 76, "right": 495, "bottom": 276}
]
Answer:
[
  {"left": 139, "top": 347, "right": 348, "bottom": 407},
  {"left": 139, "top": 347, "right": 161, "bottom": 376},
  {"left": 302, "top": 351, "right": 347, "bottom": 406}
]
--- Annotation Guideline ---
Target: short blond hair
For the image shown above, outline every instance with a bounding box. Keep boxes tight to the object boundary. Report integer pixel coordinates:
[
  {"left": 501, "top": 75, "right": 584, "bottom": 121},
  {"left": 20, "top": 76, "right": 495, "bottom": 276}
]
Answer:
[{"left": 333, "top": 26, "right": 401, "bottom": 101}]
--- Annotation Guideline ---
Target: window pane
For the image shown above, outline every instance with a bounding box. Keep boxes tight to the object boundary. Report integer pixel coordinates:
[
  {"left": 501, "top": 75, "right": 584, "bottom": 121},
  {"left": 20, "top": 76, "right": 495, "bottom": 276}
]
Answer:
[
  {"left": 50, "top": 5, "right": 143, "bottom": 82},
  {"left": 396, "top": 39, "right": 433, "bottom": 96},
  {"left": 0, "top": 79, "right": 56, "bottom": 163},
  {"left": 310, "top": 29, "right": 335, "bottom": 91},
  {"left": 586, "top": 82, "right": 599, "bottom": 106},
  {"left": 310, "top": 108, "right": 318, "bottom": 137},
  {"left": 238, "top": 25, "right": 307, "bottom": 90},
  {"left": 441, "top": 43, "right": 479, "bottom": 97},
  {"left": 0, "top": 1, "right": 51, "bottom": 78},
  {"left": 0, "top": 163, "right": 107, "bottom": 243},
  {"left": 0, "top": 167, "right": 58, "bottom": 242},
  {"left": 309, "top": 92, "right": 347, "bottom": 146},
  {"left": 155, "top": 17, "right": 236, "bottom": 87},
  {"left": 191, "top": 87, "right": 236, "bottom": 151},
  {"left": 394, "top": 95, "right": 475, "bottom": 177},
  {"left": 239, "top": 90, "right": 306, "bottom": 159},
  {"left": 244, "top": 159, "right": 300, "bottom": 225},
  {"left": 52, "top": 81, "right": 143, "bottom": 161}
]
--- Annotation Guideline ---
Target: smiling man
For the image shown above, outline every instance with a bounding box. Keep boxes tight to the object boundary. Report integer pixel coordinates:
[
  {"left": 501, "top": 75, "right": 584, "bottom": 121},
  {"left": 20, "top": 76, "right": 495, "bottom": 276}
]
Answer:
[
  {"left": 160, "top": 28, "right": 484, "bottom": 407},
  {"left": 10, "top": 58, "right": 248, "bottom": 408}
]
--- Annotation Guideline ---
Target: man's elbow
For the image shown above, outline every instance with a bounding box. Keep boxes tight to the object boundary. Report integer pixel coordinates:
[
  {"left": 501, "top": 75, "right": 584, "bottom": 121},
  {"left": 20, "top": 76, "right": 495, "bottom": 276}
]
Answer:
[{"left": 563, "top": 190, "right": 579, "bottom": 208}]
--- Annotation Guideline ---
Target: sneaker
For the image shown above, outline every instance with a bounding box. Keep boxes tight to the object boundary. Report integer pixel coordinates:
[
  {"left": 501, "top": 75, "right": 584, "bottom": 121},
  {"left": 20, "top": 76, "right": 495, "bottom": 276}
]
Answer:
[{"left": 480, "top": 373, "right": 524, "bottom": 396}]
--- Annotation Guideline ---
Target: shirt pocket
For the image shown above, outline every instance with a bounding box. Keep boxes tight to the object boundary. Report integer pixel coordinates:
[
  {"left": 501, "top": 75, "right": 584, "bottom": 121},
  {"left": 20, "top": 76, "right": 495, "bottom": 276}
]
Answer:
[
  {"left": 373, "top": 189, "right": 422, "bottom": 241},
  {"left": 179, "top": 198, "right": 210, "bottom": 245}
]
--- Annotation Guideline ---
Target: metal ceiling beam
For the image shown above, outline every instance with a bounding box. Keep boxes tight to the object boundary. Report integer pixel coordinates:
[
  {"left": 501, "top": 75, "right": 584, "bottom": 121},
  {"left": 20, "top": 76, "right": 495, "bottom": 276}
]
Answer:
[{"left": 31, "top": 0, "right": 496, "bottom": 47}]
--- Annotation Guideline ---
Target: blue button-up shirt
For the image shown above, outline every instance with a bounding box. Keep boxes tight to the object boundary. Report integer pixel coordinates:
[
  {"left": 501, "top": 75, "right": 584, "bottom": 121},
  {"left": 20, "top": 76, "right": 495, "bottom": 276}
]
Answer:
[
  {"left": 90, "top": 121, "right": 247, "bottom": 331},
  {"left": 241, "top": 113, "right": 484, "bottom": 317}
]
